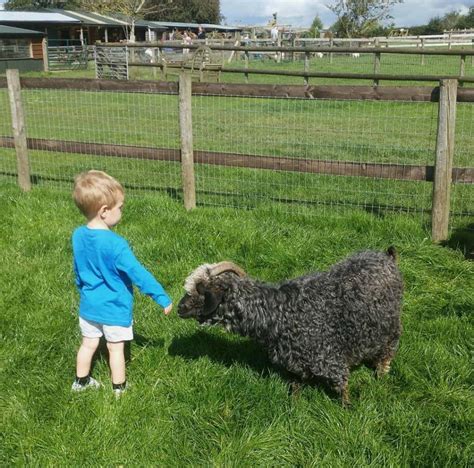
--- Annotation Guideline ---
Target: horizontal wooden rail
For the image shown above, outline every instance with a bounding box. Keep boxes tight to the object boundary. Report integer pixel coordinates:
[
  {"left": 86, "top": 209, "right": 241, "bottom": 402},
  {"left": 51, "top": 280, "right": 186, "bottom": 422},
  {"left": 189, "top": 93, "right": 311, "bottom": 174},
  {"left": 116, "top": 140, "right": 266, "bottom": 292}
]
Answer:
[
  {"left": 101, "top": 42, "right": 474, "bottom": 56},
  {"left": 2, "top": 77, "right": 474, "bottom": 102},
  {"left": 0, "top": 137, "right": 472, "bottom": 183},
  {"left": 129, "top": 62, "right": 474, "bottom": 84}
]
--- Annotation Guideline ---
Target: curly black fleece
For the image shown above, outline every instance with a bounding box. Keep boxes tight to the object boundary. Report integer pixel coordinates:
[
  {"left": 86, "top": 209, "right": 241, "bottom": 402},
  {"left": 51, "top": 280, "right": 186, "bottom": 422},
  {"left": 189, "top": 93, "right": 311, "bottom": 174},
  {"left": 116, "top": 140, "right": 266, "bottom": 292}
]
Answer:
[{"left": 178, "top": 249, "right": 403, "bottom": 399}]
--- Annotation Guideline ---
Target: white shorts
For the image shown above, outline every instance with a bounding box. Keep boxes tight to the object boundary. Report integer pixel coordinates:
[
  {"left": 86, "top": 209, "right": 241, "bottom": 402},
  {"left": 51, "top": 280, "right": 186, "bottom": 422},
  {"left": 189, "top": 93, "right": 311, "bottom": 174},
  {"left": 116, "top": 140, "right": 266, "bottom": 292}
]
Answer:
[{"left": 79, "top": 317, "right": 133, "bottom": 342}]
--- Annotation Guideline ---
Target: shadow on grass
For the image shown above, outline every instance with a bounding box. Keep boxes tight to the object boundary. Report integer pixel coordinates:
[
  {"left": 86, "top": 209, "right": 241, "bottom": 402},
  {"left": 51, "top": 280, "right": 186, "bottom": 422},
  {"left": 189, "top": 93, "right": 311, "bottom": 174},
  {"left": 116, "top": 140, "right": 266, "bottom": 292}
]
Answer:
[
  {"left": 443, "top": 223, "right": 474, "bottom": 260},
  {"left": 168, "top": 330, "right": 273, "bottom": 375},
  {"left": 168, "top": 330, "right": 342, "bottom": 401}
]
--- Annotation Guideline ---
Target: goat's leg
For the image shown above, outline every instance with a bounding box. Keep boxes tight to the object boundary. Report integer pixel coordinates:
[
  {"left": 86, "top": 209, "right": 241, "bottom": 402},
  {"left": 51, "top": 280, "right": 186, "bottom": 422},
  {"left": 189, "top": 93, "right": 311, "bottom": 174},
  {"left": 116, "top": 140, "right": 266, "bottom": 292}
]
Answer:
[
  {"left": 376, "top": 355, "right": 393, "bottom": 378},
  {"left": 318, "top": 364, "right": 350, "bottom": 407},
  {"left": 375, "top": 337, "right": 400, "bottom": 378}
]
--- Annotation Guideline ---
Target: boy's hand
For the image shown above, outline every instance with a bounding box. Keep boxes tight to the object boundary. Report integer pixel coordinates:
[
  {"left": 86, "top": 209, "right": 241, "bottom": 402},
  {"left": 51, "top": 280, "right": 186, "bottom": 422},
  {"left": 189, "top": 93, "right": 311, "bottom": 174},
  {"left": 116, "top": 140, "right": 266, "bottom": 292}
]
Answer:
[{"left": 163, "top": 303, "right": 173, "bottom": 316}]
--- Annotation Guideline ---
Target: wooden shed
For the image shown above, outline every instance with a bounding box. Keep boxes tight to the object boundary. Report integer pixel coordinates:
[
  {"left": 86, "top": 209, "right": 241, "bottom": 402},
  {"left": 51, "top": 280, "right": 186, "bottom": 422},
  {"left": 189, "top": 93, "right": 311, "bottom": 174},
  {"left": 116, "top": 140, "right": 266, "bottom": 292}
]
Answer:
[{"left": 0, "top": 25, "right": 46, "bottom": 73}]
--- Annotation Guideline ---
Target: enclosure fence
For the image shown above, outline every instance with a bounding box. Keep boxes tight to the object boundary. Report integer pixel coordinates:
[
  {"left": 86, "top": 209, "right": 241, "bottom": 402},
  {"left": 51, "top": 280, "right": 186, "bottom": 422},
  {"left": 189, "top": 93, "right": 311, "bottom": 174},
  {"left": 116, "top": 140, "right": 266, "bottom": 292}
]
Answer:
[
  {"left": 95, "top": 43, "right": 474, "bottom": 86},
  {"left": 0, "top": 71, "right": 473, "bottom": 241}
]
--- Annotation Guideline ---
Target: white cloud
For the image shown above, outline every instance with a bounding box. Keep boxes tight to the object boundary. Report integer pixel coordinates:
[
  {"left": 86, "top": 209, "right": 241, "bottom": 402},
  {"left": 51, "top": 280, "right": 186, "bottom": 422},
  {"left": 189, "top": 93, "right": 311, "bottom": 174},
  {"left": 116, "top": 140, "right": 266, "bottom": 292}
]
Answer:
[{"left": 221, "top": 0, "right": 474, "bottom": 28}]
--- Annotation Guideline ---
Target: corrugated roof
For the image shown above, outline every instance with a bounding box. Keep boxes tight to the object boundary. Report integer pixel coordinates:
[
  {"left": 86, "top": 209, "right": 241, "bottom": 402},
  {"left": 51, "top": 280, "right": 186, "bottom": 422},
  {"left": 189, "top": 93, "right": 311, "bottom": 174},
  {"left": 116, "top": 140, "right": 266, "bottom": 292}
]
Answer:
[
  {"left": 0, "top": 24, "right": 45, "bottom": 36},
  {"left": 0, "top": 10, "right": 241, "bottom": 32},
  {"left": 0, "top": 11, "right": 80, "bottom": 23},
  {"left": 148, "top": 21, "right": 242, "bottom": 31},
  {"left": 55, "top": 9, "right": 129, "bottom": 26}
]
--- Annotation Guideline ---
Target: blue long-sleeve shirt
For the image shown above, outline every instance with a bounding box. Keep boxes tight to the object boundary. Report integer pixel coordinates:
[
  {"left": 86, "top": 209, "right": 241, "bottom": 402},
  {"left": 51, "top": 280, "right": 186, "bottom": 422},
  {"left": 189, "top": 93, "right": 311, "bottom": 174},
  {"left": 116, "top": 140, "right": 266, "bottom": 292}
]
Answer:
[{"left": 72, "top": 226, "right": 172, "bottom": 326}]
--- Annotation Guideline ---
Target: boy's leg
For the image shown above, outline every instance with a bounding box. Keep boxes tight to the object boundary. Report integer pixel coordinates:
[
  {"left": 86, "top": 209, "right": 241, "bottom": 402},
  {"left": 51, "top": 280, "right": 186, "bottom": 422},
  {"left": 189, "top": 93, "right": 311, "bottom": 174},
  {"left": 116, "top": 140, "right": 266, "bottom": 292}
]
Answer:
[
  {"left": 76, "top": 336, "right": 100, "bottom": 378},
  {"left": 107, "top": 341, "right": 126, "bottom": 385}
]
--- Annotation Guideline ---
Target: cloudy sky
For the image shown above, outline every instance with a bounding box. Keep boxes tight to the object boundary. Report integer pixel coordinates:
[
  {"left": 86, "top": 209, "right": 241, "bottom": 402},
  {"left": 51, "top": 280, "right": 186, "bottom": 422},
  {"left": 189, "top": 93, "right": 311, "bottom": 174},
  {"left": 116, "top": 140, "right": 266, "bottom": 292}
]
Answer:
[
  {"left": 0, "top": 1, "right": 472, "bottom": 28},
  {"left": 220, "top": 0, "right": 474, "bottom": 28}
]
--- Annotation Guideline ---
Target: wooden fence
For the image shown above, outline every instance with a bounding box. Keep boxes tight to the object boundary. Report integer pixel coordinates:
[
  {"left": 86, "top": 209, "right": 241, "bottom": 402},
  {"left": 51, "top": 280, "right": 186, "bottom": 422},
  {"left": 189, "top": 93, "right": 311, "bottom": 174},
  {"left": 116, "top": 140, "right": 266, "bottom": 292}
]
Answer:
[
  {"left": 98, "top": 42, "right": 474, "bottom": 86},
  {"left": 1, "top": 70, "right": 473, "bottom": 242}
]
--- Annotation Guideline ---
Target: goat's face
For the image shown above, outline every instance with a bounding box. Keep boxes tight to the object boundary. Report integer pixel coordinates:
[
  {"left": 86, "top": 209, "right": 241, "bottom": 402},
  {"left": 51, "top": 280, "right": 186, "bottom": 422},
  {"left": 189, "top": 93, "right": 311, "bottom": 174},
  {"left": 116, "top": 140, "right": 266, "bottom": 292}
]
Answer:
[
  {"left": 178, "top": 280, "right": 226, "bottom": 325},
  {"left": 178, "top": 262, "right": 246, "bottom": 326}
]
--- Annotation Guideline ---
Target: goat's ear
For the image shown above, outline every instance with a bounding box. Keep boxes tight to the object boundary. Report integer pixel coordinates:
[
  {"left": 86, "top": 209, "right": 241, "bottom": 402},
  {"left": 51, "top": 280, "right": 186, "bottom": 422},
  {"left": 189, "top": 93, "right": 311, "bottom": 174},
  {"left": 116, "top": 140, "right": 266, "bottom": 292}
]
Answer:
[
  {"left": 195, "top": 282, "right": 224, "bottom": 316},
  {"left": 202, "top": 289, "right": 224, "bottom": 316},
  {"left": 196, "top": 282, "right": 206, "bottom": 295}
]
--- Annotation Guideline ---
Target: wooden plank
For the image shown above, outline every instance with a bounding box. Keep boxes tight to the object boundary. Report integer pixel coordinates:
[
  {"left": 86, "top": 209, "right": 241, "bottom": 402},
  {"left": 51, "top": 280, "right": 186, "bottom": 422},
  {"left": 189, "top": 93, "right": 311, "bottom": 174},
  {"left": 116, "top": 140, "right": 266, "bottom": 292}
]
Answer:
[
  {"left": 192, "top": 83, "right": 444, "bottom": 101},
  {"left": 6, "top": 69, "right": 31, "bottom": 191},
  {"left": 109, "top": 42, "right": 474, "bottom": 56},
  {"left": 179, "top": 72, "right": 196, "bottom": 210},
  {"left": 1, "top": 77, "right": 473, "bottom": 102},
  {"left": 432, "top": 79, "right": 458, "bottom": 242},
  {"left": 0, "top": 136, "right": 471, "bottom": 183}
]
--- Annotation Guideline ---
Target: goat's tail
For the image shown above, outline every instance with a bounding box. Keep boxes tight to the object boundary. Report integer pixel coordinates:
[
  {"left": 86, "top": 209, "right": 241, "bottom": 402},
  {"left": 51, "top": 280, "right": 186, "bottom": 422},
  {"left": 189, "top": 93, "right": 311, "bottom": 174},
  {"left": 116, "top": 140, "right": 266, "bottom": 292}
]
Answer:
[{"left": 386, "top": 246, "right": 398, "bottom": 261}]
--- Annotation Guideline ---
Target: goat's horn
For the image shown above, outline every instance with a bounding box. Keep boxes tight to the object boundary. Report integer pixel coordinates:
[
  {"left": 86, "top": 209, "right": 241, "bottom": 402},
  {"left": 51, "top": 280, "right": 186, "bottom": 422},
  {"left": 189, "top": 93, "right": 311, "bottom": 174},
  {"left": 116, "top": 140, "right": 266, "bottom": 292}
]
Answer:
[{"left": 209, "top": 261, "right": 246, "bottom": 278}]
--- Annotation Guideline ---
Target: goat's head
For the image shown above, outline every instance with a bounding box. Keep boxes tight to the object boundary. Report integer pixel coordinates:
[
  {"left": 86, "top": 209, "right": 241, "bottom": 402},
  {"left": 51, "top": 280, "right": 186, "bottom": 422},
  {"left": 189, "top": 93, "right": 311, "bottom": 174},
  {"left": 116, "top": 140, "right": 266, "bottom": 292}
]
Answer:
[{"left": 178, "top": 261, "right": 246, "bottom": 324}]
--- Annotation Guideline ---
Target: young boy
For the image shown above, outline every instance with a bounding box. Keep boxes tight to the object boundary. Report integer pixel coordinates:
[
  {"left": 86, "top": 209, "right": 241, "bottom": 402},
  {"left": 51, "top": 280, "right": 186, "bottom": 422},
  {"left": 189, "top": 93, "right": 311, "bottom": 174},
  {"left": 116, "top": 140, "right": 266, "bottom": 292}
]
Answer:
[{"left": 71, "top": 170, "right": 172, "bottom": 396}]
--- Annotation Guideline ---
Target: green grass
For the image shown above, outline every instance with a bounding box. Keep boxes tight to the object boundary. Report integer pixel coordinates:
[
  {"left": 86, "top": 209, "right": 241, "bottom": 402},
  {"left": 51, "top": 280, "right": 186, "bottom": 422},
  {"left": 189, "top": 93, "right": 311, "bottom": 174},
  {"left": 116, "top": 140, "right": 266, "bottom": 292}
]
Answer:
[{"left": 0, "top": 181, "right": 473, "bottom": 465}]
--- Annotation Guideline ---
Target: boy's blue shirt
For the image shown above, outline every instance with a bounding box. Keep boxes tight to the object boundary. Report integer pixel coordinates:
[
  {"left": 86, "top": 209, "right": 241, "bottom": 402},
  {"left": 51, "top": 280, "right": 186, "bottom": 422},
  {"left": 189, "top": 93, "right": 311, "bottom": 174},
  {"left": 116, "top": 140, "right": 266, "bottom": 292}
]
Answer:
[{"left": 72, "top": 226, "right": 171, "bottom": 327}]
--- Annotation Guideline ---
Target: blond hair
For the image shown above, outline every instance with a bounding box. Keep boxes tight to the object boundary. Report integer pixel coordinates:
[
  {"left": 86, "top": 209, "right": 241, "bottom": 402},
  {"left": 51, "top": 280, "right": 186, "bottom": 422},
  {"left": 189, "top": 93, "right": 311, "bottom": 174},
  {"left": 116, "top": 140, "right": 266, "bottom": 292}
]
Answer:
[{"left": 73, "top": 170, "right": 124, "bottom": 219}]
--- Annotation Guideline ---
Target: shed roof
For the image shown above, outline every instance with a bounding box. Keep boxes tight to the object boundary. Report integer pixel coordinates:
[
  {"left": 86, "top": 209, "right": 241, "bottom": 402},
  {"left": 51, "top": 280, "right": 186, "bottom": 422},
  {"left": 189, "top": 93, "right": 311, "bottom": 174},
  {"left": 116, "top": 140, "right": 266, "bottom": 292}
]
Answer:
[
  {"left": 0, "top": 24, "right": 46, "bottom": 36},
  {"left": 147, "top": 21, "right": 242, "bottom": 32},
  {"left": 0, "top": 11, "right": 80, "bottom": 24},
  {"left": 0, "top": 10, "right": 241, "bottom": 32}
]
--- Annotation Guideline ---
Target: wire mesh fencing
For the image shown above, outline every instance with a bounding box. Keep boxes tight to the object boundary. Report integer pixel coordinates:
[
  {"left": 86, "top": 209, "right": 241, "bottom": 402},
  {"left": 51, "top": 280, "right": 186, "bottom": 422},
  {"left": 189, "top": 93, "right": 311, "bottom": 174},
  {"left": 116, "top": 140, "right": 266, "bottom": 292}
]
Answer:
[
  {"left": 192, "top": 93, "right": 439, "bottom": 216},
  {"left": 0, "top": 75, "right": 472, "bottom": 236},
  {"left": 1, "top": 83, "right": 181, "bottom": 194}
]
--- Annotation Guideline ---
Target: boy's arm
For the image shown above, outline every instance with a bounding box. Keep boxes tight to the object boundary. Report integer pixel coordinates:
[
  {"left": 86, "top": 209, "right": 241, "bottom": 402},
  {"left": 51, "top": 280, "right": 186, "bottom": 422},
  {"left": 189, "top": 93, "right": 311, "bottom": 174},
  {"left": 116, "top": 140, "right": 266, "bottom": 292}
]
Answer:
[
  {"left": 73, "top": 259, "right": 83, "bottom": 290},
  {"left": 115, "top": 242, "right": 172, "bottom": 309}
]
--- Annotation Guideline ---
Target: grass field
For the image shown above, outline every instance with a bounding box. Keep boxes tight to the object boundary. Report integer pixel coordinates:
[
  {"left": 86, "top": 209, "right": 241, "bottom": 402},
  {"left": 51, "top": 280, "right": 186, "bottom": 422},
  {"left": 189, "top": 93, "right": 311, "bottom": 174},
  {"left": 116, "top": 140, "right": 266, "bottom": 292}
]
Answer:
[{"left": 0, "top": 180, "right": 472, "bottom": 465}]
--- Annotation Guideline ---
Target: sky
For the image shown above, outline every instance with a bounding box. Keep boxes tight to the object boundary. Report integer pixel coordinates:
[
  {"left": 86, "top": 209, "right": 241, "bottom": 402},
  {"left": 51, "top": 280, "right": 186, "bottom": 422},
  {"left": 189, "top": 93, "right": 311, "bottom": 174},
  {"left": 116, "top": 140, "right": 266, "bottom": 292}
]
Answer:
[
  {"left": 220, "top": 0, "right": 474, "bottom": 28},
  {"left": 0, "top": 1, "right": 473, "bottom": 28}
]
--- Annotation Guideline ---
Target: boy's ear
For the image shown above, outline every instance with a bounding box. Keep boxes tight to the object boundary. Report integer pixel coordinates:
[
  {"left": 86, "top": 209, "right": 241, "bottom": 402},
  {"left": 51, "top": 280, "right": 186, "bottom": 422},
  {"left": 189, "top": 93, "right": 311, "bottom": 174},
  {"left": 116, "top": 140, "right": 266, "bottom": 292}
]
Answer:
[{"left": 98, "top": 204, "right": 109, "bottom": 218}]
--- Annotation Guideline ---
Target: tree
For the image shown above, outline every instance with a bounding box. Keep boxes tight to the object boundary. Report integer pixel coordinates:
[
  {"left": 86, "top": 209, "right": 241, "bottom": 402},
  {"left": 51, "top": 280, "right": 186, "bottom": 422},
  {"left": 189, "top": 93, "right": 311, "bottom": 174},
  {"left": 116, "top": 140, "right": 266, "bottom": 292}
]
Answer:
[
  {"left": 328, "top": 0, "right": 403, "bottom": 38},
  {"left": 442, "top": 10, "right": 462, "bottom": 31},
  {"left": 145, "top": 0, "right": 221, "bottom": 24},
  {"left": 5, "top": 0, "right": 79, "bottom": 9},
  {"left": 78, "top": 0, "right": 175, "bottom": 41},
  {"left": 309, "top": 15, "right": 324, "bottom": 38},
  {"left": 457, "top": 7, "right": 474, "bottom": 29}
]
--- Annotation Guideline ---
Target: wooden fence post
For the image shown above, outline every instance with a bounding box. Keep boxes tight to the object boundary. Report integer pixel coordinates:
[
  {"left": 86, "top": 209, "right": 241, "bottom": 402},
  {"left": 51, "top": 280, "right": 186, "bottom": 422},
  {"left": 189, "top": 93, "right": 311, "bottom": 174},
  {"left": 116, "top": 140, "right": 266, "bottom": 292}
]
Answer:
[
  {"left": 459, "top": 54, "right": 465, "bottom": 87},
  {"left": 432, "top": 79, "right": 457, "bottom": 242},
  {"left": 373, "top": 38, "right": 381, "bottom": 87},
  {"left": 304, "top": 51, "right": 310, "bottom": 85},
  {"left": 420, "top": 38, "right": 425, "bottom": 66},
  {"left": 42, "top": 37, "right": 49, "bottom": 72},
  {"left": 6, "top": 69, "right": 31, "bottom": 192},
  {"left": 179, "top": 71, "right": 196, "bottom": 210},
  {"left": 244, "top": 50, "right": 249, "bottom": 83}
]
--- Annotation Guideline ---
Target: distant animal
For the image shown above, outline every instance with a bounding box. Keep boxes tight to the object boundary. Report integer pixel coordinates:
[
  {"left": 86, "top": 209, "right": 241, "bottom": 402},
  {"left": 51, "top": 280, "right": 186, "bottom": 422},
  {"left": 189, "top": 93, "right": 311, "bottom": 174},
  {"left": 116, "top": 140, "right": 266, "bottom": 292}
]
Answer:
[
  {"left": 351, "top": 52, "right": 360, "bottom": 58},
  {"left": 178, "top": 248, "right": 403, "bottom": 405},
  {"left": 315, "top": 52, "right": 324, "bottom": 58}
]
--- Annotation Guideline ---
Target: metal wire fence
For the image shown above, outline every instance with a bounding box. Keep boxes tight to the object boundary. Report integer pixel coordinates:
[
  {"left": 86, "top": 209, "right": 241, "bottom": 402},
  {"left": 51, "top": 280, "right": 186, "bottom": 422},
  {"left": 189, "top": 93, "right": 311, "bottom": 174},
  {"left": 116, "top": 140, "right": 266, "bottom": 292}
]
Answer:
[
  {"left": 96, "top": 43, "right": 474, "bottom": 86},
  {"left": 191, "top": 93, "right": 440, "bottom": 217},
  {"left": 0, "top": 75, "right": 472, "bottom": 237}
]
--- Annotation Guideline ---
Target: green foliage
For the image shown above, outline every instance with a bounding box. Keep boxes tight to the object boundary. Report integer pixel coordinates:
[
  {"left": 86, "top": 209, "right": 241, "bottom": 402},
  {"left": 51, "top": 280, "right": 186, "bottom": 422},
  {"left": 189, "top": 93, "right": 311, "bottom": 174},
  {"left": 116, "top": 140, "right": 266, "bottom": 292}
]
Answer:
[
  {"left": 328, "top": 0, "right": 403, "bottom": 38},
  {"left": 145, "top": 0, "right": 221, "bottom": 24},
  {"left": 5, "top": 0, "right": 79, "bottom": 9},
  {"left": 310, "top": 14, "right": 323, "bottom": 37},
  {"left": 0, "top": 181, "right": 472, "bottom": 465},
  {"left": 457, "top": 7, "right": 474, "bottom": 29},
  {"left": 409, "top": 8, "right": 474, "bottom": 36}
]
